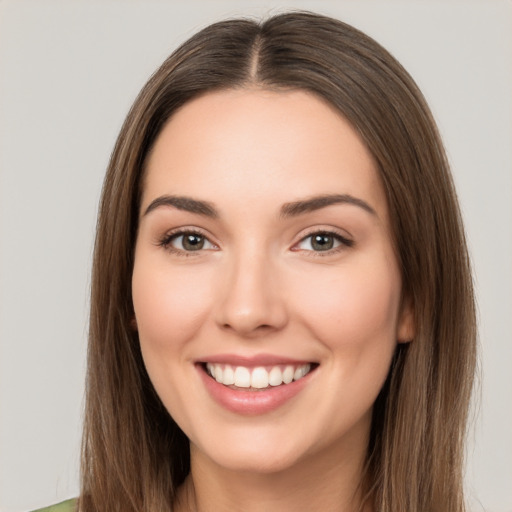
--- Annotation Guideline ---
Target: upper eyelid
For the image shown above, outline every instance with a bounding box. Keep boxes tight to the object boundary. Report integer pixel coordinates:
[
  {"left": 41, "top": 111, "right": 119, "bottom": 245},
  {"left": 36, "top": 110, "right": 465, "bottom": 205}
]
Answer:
[
  {"left": 161, "top": 226, "right": 214, "bottom": 241},
  {"left": 295, "top": 226, "right": 353, "bottom": 243},
  {"left": 157, "top": 226, "right": 353, "bottom": 249},
  {"left": 291, "top": 228, "right": 355, "bottom": 253},
  {"left": 157, "top": 227, "right": 217, "bottom": 249},
  {"left": 158, "top": 229, "right": 218, "bottom": 257}
]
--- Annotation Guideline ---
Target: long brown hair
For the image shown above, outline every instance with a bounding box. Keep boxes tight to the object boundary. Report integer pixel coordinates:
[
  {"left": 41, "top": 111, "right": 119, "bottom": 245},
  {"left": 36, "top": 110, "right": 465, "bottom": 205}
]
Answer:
[{"left": 80, "top": 11, "right": 476, "bottom": 511}]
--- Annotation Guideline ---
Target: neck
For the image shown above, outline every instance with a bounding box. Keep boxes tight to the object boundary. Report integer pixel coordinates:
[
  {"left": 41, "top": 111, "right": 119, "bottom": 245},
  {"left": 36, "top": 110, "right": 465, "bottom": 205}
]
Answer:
[{"left": 174, "top": 437, "right": 373, "bottom": 512}]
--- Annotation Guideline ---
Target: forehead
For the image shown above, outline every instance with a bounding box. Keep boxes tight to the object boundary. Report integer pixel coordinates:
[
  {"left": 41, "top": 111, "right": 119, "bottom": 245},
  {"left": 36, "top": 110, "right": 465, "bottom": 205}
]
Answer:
[{"left": 142, "top": 88, "right": 387, "bottom": 219}]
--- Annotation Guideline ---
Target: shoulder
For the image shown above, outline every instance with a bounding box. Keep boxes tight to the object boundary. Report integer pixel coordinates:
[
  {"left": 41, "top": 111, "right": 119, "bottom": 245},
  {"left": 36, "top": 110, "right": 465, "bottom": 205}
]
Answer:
[{"left": 31, "top": 498, "right": 77, "bottom": 512}]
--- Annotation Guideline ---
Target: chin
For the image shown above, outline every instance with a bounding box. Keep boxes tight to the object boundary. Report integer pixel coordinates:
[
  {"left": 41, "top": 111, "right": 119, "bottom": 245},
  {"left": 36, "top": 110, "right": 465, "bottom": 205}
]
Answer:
[
  {"left": 201, "top": 446, "right": 308, "bottom": 475},
  {"left": 189, "top": 424, "right": 317, "bottom": 475}
]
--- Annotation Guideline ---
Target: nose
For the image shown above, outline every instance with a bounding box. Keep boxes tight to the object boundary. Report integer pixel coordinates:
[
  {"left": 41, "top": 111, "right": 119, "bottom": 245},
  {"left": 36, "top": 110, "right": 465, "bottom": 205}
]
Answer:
[{"left": 214, "top": 247, "right": 288, "bottom": 338}]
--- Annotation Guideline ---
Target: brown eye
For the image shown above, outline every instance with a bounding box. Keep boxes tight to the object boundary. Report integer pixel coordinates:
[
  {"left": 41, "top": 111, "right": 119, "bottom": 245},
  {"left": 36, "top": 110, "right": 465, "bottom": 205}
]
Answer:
[
  {"left": 167, "top": 232, "right": 215, "bottom": 252},
  {"left": 296, "top": 231, "right": 353, "bottom": 253},
  {"left": 311, "top": 234, "right": 335, "bottom": 251},
  {"left": 181, "top": 233, "right": 205, "bottom": 251}
]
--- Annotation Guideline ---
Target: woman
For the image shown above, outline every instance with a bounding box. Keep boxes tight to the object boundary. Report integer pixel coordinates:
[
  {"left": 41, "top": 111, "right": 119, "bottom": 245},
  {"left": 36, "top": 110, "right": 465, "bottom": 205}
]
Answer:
[{"left": 37, "top": 10, "right": 476, "bottom": 512}]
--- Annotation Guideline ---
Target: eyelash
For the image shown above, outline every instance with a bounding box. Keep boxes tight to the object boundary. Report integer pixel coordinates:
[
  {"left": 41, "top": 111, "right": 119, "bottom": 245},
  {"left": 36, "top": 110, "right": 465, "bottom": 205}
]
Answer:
[
  {"left": 158, "top": 228, "right": 215, "bottom": 257},
  {"left": 158, "top": 228, "right": 354, "bottom": 257},
  {"left": 293, "top": 229, "right": 354, "bottom": 256}
]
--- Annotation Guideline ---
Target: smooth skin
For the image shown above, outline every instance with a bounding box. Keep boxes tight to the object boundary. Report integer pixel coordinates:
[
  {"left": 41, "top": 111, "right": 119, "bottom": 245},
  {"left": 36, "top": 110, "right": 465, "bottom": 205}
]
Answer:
[{"left": 132, "top": 88, "right": 414, "bottom": 512}]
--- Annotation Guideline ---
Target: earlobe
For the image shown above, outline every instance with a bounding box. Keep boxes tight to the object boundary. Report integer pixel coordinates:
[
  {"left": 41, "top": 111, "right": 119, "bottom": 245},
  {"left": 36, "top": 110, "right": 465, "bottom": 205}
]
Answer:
[{"left": 397, "top": 297, "right": 415, "bottom": 343}]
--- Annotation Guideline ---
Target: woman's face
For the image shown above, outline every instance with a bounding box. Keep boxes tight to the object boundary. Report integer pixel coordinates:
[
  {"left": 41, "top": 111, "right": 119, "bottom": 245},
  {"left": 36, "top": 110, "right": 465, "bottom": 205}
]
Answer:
[{"left": 132, "top": 88, "right": 413, "bottom": 475}]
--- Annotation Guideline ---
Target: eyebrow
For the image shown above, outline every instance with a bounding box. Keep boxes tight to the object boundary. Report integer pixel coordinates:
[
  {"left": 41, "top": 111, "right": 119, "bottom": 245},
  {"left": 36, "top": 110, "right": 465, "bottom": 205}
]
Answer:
[
  {"left": 143, "top": 193, "right": 376, "bottom": 219},
  {"left": 143, "top": 195, "right": 219, "bottom": 218},
  {"left": 280, "top": 194, "right": 376, "bottom": 218}
]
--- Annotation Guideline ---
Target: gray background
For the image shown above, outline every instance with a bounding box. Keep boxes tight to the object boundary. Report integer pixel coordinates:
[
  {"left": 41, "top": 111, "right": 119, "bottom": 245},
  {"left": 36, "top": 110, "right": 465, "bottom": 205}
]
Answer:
[{"left": 0, "top": 1, "right": 510, "bottom": 511}]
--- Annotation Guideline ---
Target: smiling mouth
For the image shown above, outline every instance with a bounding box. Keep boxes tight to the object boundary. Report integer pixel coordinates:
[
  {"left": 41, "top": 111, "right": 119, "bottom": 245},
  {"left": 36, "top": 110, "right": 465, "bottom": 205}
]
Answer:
[{"left": 203, "top": 362, "right": 317, "bottom": 390}]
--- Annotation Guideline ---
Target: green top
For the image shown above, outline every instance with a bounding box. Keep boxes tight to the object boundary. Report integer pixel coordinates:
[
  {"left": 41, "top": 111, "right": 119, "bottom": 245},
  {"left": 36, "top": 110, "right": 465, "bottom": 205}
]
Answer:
[{"left": 31, "top": 498, "right": 77, "bottom": 512}]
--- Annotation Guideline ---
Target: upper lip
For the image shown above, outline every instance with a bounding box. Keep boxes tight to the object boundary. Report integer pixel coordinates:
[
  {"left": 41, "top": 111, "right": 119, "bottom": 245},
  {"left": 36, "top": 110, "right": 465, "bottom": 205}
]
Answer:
[{"left": 197, "top": 353, "right": 316, "bottom": 367}]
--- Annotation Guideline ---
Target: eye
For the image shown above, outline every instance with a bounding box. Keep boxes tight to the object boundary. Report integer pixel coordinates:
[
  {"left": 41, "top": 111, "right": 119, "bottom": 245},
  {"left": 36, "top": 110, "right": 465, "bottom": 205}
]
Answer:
[
  {"left": 295, "top": 231, "right": 353, "bottom": 252},
  {"left": 161, "top": 230, "right": 216, "bottom": 253}
]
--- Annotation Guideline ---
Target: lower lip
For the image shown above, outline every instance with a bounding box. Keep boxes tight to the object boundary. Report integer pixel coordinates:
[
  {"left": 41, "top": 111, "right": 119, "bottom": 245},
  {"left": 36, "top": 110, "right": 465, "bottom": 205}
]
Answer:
[{"left": 197, "top": 365, "right": 314, "bottom": 415}]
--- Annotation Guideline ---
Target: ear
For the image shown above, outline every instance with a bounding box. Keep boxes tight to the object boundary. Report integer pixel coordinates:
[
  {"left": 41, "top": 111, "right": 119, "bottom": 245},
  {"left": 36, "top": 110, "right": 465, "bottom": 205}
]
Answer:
[{"left": 397, "top": 296, "right": 414, "bottom": 343}]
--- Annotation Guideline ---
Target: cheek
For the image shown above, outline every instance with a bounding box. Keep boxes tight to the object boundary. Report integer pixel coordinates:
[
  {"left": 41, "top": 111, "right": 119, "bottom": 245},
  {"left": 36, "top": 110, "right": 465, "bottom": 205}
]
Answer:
[
  {"left": 291, "top": 255, "right": 402, "bottom": 350},
  {"left": 131, "top": 258, "right": 214, "bottom": 351},
  {"left": 287, "top": 255, "right": 402, "bottom": 439},
  {"left": 131, "top": 256, "right": 216, "bottom": 424}
]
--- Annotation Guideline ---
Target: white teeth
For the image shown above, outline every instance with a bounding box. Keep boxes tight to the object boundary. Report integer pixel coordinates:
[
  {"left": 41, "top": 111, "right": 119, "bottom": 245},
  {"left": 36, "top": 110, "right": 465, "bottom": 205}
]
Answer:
[
  {"left": 205, "top": 362, "right": 313, "bottom": 389},
  {"left": 282, "top": 365, "right": 294, "bottom": 384},
  {"left": 268, "top": 366, "right": 283, "bottom": 386},
  {"left": 294, "top": 366, "right": 305, "bottom": 381},
  {"left": 223, "top": 365, "right": 235, "bottom": 385},
  {"left": 251, "top": 367, "right": 269, "bottom": 389},
  {"left": 234, "top": 366, "right": 251, "bottom": 388}
]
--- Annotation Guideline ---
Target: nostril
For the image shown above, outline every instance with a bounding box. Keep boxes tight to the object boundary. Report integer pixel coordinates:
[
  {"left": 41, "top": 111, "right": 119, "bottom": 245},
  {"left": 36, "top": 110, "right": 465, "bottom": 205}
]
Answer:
[{"left": 221, "top": 322, "right": 276, "bottom": 336}]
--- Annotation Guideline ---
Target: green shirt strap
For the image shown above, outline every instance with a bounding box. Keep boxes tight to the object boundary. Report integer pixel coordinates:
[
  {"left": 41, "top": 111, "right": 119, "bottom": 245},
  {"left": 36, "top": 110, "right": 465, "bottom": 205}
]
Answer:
[{"left": 31, "top": 498, "right": 77, "bottom": 512}]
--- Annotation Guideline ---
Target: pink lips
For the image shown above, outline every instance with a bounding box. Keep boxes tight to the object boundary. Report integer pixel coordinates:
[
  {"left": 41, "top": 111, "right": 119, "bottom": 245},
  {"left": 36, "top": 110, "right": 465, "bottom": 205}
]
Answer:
[{"left": 196, "top": 353, "right": 316, "bottom": 415}]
